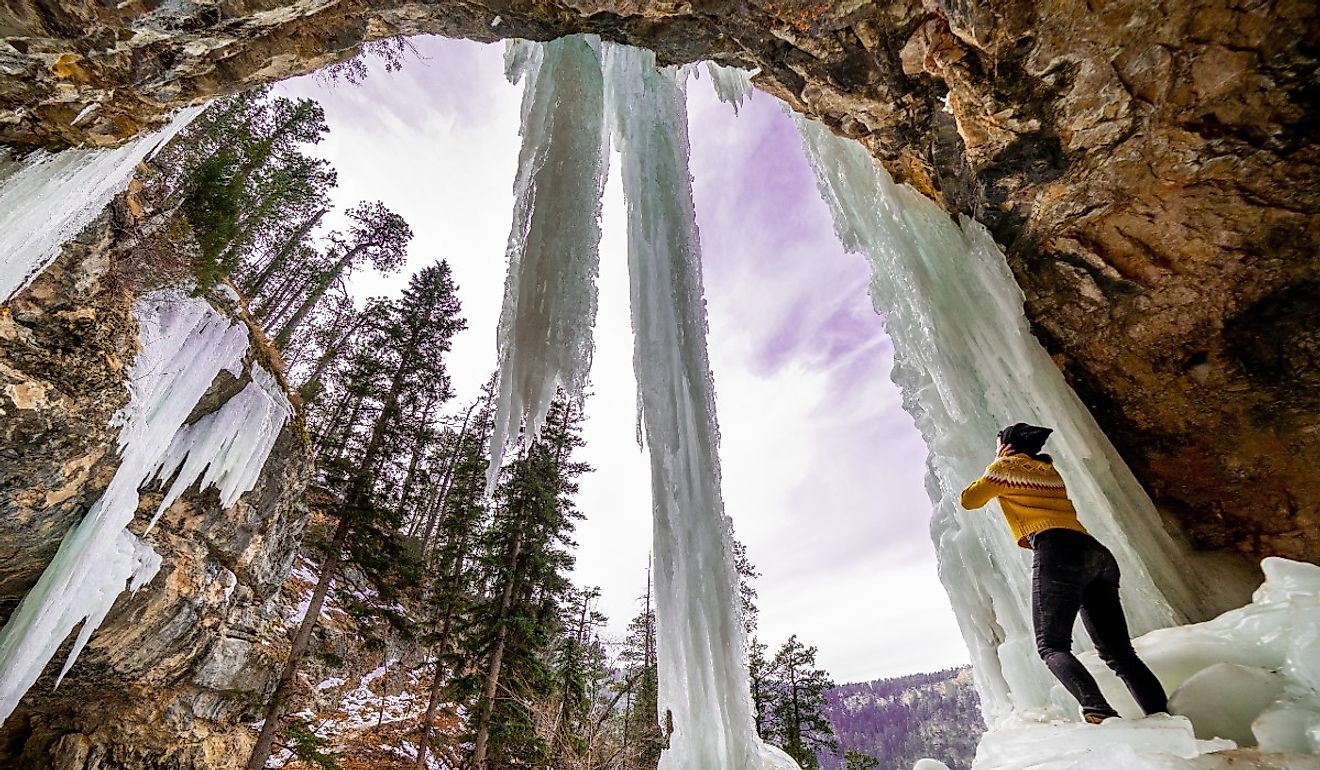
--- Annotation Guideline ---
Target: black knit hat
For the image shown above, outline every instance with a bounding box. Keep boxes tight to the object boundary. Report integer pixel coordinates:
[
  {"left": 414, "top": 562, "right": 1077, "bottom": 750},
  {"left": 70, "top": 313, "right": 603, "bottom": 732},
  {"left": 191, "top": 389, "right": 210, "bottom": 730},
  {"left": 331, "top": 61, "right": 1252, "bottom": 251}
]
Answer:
[{"left": 998, "top": 422, "right": 1054, "bottom": 458}]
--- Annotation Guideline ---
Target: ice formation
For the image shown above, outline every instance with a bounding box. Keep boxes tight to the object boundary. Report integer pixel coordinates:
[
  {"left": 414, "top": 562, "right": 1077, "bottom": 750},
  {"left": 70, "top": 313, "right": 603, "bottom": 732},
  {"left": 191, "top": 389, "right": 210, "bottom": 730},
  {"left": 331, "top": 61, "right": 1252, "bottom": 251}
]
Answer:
[
  {"left": 0, "top": 106, "right": 203, "bottom": 302},
  {"left": 488, "top": 35, "right": 609, "bottom": 489},
  {"left": 487, "top": 40, "right": 787, "bottom": 767},
  {"left": 604, "top": 44, "right": 798, "bottom": 770},
  {"left": 792, "top": 116, "right": 1224, "bottom": 721},
  {"left": 973, "top": 713, "right": 1235, "bottom": 770},
  {"left": 0, "top": 290, "right": 291, "bottom": 723},
  {"left": 705, "top": 62, "right": 756, "bottom": 114},
  {"left": 967, "top": 558, "right": 1320, "bottom": 769}
]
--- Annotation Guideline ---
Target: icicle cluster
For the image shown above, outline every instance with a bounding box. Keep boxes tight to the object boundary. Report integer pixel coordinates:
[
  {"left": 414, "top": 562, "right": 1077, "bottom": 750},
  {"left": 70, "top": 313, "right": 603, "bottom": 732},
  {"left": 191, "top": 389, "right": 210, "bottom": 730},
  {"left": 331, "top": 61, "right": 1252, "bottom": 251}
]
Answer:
[
  {"left": 487, "top": 35, "right": 609, "bottom": 490},
  {"left": 492, "top": 37, "right": 794, "bottom": 769},
  {"left": 0, "top": 107, "right": 203, "bottom": 302},
  {"left": 793, "top": 116, "right": 1206, "bottom": 723},
  {"left": 604, "top": 45, "right": 798, "bottom": 770},
  {"left": 705, "top": 62, "right": 756, "bottom": 114},
  {"left": 0, "top": 291, "right": 291, "bottom": 723}
]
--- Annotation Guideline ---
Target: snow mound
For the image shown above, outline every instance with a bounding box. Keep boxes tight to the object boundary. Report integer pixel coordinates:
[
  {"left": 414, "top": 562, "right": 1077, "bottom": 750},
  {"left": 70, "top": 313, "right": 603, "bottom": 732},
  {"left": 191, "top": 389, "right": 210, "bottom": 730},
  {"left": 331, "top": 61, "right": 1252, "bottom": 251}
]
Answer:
[
  {"left": 958, "top": 558, "right": 1320, "bottom": 770},
  {"left": 1074, "top": 558, "right": 1320, "bottom": 753},
  {"left": 974, "top": 714, "right": 1233, "bottom": 770}
]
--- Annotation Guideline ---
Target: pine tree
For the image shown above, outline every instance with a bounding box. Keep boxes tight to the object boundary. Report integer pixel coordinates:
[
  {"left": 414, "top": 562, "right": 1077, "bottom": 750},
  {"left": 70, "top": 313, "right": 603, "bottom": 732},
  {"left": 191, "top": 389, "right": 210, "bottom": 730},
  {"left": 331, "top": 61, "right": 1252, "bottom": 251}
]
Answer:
[
  {"left": 619, "top": 566, "right": 666, "bottom": 770},
  {"left": 246, "top": 263, "right": 465, "bottom": 770},
  {"left": 749, "top": 635, "right": 772, "bottom": 738},
  {"left": 148, "top": 88, "right": 336, "bottom": 289},
  {"left": 731, "top": 534, "right": 760, "bottom": 644},
  {"left": 763, "top": 636, "right": 838, "bottom": 769},
  {"left": 269, "top": 201, "right": 411, "bottom": 347},
  {"left": 466, "top": 396, "right": 590, "bottom": 770},
  {"left": 549, "top": 586, "right": 607, "bottom": 767},
  {"left": 413, "top": 385, "right": 497, "bottom": 770}
]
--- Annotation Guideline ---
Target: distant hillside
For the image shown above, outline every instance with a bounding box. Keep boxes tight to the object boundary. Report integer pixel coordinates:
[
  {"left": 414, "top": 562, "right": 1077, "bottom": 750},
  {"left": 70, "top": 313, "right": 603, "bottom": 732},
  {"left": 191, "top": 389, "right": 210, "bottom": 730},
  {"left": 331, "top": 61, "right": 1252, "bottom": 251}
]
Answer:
[{"left": 819, "top": 667, "right": 985, "bottom": 770}]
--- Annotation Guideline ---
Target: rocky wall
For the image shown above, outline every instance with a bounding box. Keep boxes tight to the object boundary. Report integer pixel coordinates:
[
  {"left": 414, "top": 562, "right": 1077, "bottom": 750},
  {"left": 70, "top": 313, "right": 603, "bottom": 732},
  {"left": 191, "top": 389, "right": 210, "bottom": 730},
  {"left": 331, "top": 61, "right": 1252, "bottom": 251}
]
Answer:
[{"left": 0, "top": 201, "right": 312, "bottom": 769}]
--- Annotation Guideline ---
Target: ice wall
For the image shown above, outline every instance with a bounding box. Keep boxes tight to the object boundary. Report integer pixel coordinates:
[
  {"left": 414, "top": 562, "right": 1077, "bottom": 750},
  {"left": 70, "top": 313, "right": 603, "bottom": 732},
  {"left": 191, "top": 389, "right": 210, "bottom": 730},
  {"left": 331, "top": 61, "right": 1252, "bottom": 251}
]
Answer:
[
  {"left": 793, "top": 116, "right": 1209, "bottom": 723},
  {"left": 488, "top": 35, "right": 609, "bottom": 488},
  {"left": 604, "top": 44, "right": 798, "bottom": 770},
  {"left": 0, "top": 107, "right": 203, "bottom": 302},
  {"left": 0, "top": 290, "right": 291, "bottom": 723}
]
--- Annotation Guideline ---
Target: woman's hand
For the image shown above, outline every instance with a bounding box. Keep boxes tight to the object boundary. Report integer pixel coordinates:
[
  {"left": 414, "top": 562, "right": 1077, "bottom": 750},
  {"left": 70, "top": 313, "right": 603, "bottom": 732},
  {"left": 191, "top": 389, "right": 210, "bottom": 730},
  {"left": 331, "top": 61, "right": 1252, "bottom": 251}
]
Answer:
[{"left": 996, "top": 438, "right": 1014, "bottom": 458}]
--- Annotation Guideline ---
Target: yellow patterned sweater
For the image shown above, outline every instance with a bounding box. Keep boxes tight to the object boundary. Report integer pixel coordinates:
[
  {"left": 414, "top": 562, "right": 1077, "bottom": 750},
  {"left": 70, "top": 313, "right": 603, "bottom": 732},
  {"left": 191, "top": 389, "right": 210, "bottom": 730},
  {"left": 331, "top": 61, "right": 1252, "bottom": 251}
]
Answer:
[{"left": 959, "top": 454, "right": 1088, "bottom": 549}]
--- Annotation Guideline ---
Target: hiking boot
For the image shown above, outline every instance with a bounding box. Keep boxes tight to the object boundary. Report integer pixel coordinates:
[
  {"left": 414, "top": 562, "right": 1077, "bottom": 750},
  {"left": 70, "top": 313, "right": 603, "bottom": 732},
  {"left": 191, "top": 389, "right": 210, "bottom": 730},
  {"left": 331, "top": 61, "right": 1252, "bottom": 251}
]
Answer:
[{"left": 1083, "top": 711, "right": 1118, "bottom": 724}]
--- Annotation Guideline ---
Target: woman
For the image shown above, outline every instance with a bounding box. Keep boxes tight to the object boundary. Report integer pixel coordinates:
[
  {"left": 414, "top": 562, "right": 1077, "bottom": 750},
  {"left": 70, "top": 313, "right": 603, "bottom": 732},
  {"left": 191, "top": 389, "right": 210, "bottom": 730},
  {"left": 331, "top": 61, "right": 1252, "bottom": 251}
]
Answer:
[{"left": 959, "top": 422, "right": 1168, "bottom": 723}]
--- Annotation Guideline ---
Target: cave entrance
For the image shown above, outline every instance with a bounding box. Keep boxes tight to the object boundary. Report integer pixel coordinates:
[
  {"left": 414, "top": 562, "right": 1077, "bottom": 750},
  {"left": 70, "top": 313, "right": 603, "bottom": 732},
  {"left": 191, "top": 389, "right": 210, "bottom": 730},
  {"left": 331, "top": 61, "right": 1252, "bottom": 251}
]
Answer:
[{"left": 271, "top": 34, "right": 968, "bottom": 685}]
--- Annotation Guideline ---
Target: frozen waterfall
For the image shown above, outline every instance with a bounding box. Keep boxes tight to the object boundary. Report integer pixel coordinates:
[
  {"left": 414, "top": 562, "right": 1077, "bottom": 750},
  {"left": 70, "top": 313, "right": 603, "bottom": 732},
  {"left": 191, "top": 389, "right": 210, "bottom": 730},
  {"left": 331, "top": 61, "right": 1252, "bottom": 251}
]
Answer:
[
  {"left": 491, "top": 37, "right": 793, "bottom": 769},
  {"left": 0, "top": 290, "right": 291, "bottom": 723},
  {"left": 605, "top": 45, "right": 798, "bottom": 770},
  {"left": 488, "top": 35, "right": 609, "bottom": 489},
  {"left": 0, "top": 106, "right": 204, "bottom": 302},
  {"left": 794, "top": 116, "right": 1209, "bottom": 723}
]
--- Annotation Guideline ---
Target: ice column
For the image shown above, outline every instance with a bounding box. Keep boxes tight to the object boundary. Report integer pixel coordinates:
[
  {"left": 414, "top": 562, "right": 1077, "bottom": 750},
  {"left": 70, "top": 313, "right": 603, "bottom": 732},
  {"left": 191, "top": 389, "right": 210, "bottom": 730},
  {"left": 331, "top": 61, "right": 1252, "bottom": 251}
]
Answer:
[
  {"left": 0, "top": 290, "right": 291, "bottom": 723},
  {"left": 0, "top": 106, "right": 204, "bottom": 302},
  {"left": 488, "top": 35, "right": 609, "bottom": 488},
  {"left": 794, "top": 117, "right": 1204, "bottom": 723},
  {"left": 605, "top": 45, "right": 798, "bottom": 770}
]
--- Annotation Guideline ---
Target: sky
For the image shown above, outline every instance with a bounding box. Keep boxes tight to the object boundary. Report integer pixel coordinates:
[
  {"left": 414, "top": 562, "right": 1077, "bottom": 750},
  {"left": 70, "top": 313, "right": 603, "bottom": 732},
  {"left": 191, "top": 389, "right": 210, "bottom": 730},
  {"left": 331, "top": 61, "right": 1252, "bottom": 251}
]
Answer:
[{"left": 275, "top": 36, "right": 968, "bottom": 683}]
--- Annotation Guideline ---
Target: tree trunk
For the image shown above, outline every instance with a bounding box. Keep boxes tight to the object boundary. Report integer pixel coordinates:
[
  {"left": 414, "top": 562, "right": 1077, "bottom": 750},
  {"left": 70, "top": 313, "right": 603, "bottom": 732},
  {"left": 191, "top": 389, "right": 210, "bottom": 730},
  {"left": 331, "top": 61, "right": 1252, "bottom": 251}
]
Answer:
[
  {"left": 471, "top": 532, "right": 523, "bottom": 770},
  {"left": 418, "top": 401, "right": 478, "bottom": 555},
  {"left": 245, "top": 515, "right": 351, "bottom": 770},
  {"left": 393, "top": 396, "right": 439, "bottom": 524},
  {"left": 253, "top": 268, "right": 303, "bottom": 324},
  {"left": 298, "top": 311, "right": 366, "bottom": 402},
  {"left": 273, "top": 246, "right": 361, "bottom": 348},
  {"left": 245, "top": 208, "right": 327, "bottom": 298},
  {"left": 414, "top": 591, "right": 462, "bottom": 770}
]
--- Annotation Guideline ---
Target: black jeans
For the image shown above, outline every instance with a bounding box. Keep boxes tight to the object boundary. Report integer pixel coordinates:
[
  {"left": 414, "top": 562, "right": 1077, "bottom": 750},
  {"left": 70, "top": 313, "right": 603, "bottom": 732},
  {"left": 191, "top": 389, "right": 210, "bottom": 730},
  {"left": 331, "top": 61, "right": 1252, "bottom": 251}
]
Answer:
[{"left": 1031, "top": 529, "right": 1168, "bottom": 717}]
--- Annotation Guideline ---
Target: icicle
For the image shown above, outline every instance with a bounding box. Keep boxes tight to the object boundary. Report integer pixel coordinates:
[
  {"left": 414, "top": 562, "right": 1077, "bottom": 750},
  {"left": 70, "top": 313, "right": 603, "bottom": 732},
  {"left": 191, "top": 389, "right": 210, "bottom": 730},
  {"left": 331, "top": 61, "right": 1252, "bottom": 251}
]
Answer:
[
  {"left": 0, "top": 106, "right": 204, "bottom": 302},
  {"left": 487, "top": 35, "right": 609, "bottom": 490},
  {"left": 604, "top": 44, "right": 798, "bottom": 770},
  {"left": 147, "top": 364, "right": 292, "bottom": 528},
  {"left": 705, "top": 62, "right": 757, "bottom": 114},
  {"left": 793, "top": 116, "right": 1208, "bottom": 723},
  {"left": 0, "top": 290, "right": 291, "bottom": 722}
]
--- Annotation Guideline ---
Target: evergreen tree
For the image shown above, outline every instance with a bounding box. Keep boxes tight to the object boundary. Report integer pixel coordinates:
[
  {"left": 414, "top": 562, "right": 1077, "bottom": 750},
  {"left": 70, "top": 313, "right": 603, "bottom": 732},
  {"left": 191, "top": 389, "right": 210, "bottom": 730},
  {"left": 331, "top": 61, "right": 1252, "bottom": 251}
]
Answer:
[
  {"left": 549, "top": 586, "right": 608, "bottom": 767},
  {"left": 413, "top": 386, "right": 497, "bottom": 769},
  {"left": 466, "top": 397, "right": 590, "bottom": 770},
  {"left": 844, "top": 750, "right": 880, "bottom": 770},
  {"left": 268, "top": 201, "right": 412, "bottom": 347},
  {"left": 619, "top": 567, "right": 666, "bottom": 770},
  {"left": 764, "top": 636, "right": 838, "bottom": 769},
  {"left": 749, "top": 635, "right": 772, "bottom": 738},
  {"left": 246, "top": 263, "right": 465, "bottom": 770},
  {"left": 148, "top": 89, "right": 336, "bottom": 289},
  {"left": 731, "top": 534, "right": 760, "bottom": 644}
]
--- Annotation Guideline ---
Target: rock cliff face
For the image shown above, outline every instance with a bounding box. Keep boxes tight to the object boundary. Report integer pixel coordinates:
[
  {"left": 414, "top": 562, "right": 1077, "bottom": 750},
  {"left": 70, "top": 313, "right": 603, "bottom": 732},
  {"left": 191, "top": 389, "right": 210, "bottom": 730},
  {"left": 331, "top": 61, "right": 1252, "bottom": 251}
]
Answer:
[
  {"left": 3, "top": 0, "right": 1315, "bottom": 567},
  {"left": 0, "top": 202, "right": 311, "bottom": 769}
]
